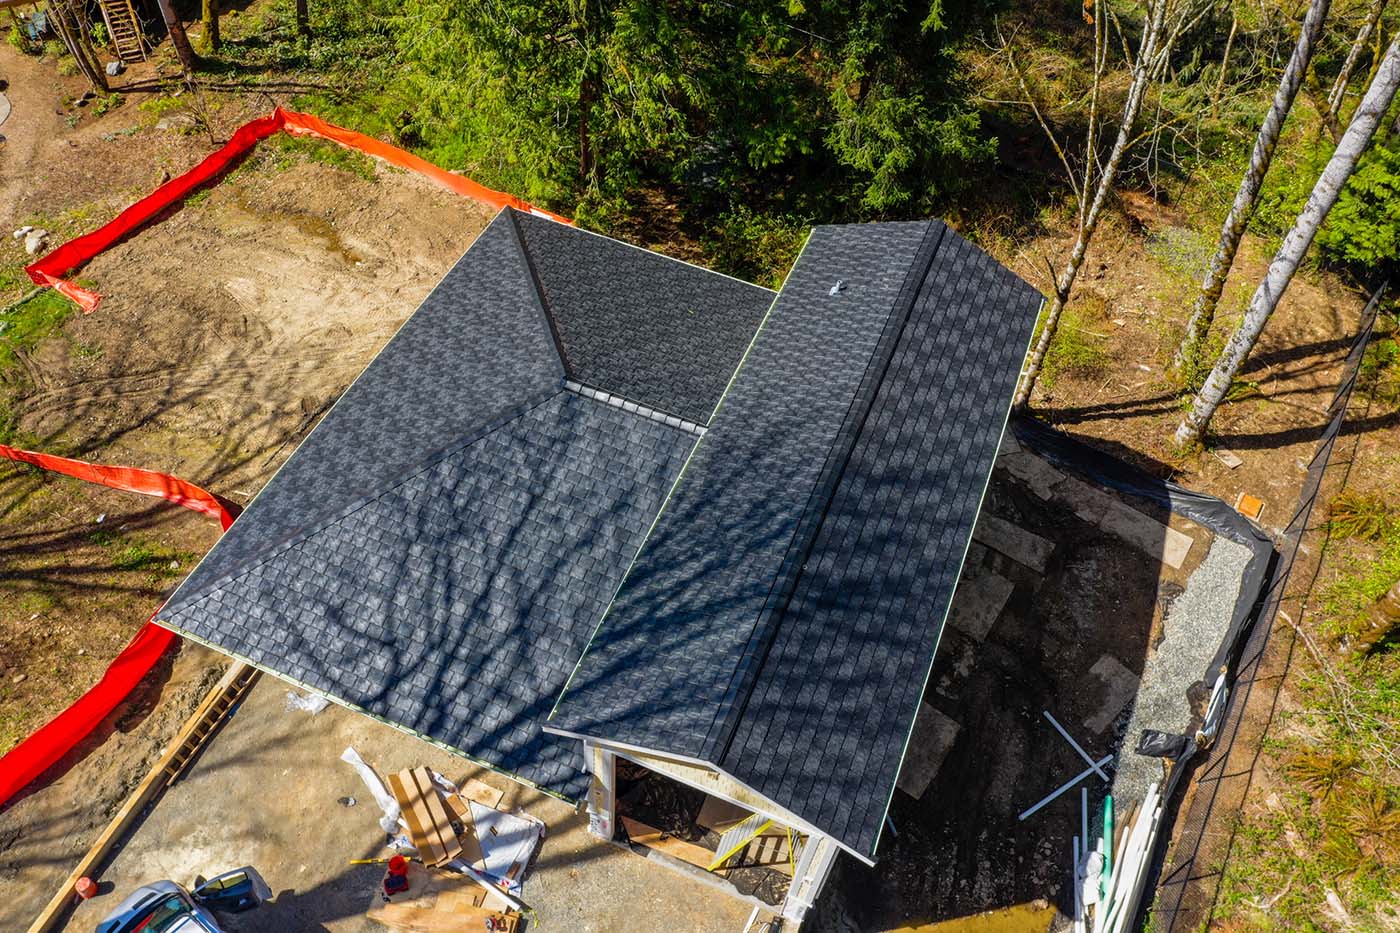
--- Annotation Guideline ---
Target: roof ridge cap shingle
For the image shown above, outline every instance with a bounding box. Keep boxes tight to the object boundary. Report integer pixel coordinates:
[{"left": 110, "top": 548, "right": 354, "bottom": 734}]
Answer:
[
  {"left": 704, "top": 220, "right": 949, "bottom": 765},
  {"left": 159, "top": 386, "right": 565, "bottom": 621},
  {"left": 506, "top": 206, "right": 575, "bottom": 376}
]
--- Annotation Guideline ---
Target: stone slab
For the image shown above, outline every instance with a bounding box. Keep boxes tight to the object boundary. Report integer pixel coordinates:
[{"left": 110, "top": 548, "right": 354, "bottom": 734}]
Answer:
[
  {"left": 896, "top": 702, "right": 962, "bottom": 800},
  {"left": 947, "top": 571, "right": 1016, "bottom": 642},
  {"left": 972, "top": 512, "right": 1054, "bottom": 573},
  {"left": 999, "top": 451, "right": 1193, "bottom": 569},
  {"left": 1084, "top": 654, "right": 1140, "bottom": 734}
]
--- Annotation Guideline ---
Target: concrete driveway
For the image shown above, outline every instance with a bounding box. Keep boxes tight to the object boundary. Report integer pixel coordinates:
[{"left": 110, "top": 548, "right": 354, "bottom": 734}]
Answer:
[{"left": 66, "top": 670, "right": 759, "bottom": 933}]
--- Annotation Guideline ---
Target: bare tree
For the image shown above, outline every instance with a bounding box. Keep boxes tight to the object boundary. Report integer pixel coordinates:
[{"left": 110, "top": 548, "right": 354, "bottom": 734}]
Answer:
[
  {"left": 47, "top": 0, "right": 108, "bottom": 93},
  {"left": 1011, "top": 0, "right": 1211, "bottom": 410},
  {"left": 156, "top": 0, "right": 197, "bottom": 74},
  {"left": 1329, "top": 0, "right": 1389, "bottom": 121},
  {"left": 1175, "top": 33, "right": 1400, "bottom": 447},
  {"left": 1172, "top": 0, "right": 1332, "bottom": 380}
]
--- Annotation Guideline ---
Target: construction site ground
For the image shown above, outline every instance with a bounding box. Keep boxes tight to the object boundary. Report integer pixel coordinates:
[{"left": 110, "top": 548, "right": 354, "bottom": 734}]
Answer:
[
  {"left": 57, "top": 669, "right": 757, "bottom": 932},
  {"left": 1, "top": 35, "right": 1384, "bottom": 933}
]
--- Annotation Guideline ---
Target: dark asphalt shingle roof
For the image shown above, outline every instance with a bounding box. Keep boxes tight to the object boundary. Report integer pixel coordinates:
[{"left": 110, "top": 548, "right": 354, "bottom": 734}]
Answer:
[
  {"left": 156, "top": 208, "right": 771, "bottom": 796},
  {"left": 547, "top": 222, "right": 1043, "bottom": 859},
  {"left": 511, "top": 211, "right": 773, "bottom": 425}
]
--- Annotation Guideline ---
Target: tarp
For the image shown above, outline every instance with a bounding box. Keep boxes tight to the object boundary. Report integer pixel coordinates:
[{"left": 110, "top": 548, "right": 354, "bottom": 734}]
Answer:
[
  {"left": 25, "top": 107, "right": 571, "bottom": 312},
  {"left": 0, "top": 446, "right": 239, "bottom": 808}
]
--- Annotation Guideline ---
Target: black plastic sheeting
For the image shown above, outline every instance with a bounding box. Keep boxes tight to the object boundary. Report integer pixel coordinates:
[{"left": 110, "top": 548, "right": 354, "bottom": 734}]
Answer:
[
  {"left": 1012, "top": 415, "right": 1276, "bottom": 688},
  {"left": 1153, "top": 281, "right": 1389, "bottom": 930}
]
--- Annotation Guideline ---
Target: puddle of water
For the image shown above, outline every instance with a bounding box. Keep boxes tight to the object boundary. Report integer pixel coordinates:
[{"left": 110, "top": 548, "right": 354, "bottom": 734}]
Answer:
[{"left": 894, "top": 901, "right": 1056, "bottom": 933}]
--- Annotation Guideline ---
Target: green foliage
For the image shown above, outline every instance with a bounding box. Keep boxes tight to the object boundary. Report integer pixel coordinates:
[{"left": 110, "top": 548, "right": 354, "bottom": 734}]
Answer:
[
  {"left": 90, "top": 531, "right": 193, "bottom": 579},
  {"left": 1329, "top": 491, "right": 1395, "bottom": 541},
  {"left": 138, "top": 95, "right": 188, "bottom": 120},
  {"left": 1146, "top": 226, "right": 1213, "bottom": 283},
  {"left": 702, "top": 207, "right": 809, "bottom": 289},
  {"left": 93, "top": 93, "right": 123, "bottom": 117},
  {"left": 226, "top": 0, "right": 996, "bottom": 222},
  {"left": 8, "top": 24, "right": 37, "bottom": 55},
  {"left": 1358, "top": 328, "right": 1400, "bottom": 407},
  {"left": 1319, "top": 138, "right": 1400, "bottom": 268},
  {"left": 267, "top": 135, "right": 378, "bottom": 182},
  {"left": 1036, "top": 303, "right": 1109, "bottom": 389}
]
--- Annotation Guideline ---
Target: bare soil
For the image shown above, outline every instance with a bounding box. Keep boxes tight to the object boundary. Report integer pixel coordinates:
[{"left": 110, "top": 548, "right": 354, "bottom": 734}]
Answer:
[{"left": 1, "top": 42, "right": 492, "bottom": 921}]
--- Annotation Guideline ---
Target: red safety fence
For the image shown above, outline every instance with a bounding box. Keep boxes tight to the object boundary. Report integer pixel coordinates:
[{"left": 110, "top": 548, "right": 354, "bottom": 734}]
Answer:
[
  {"left": 0, "top": 446, "right": 239, "bottom": 808},
  {"left": 25, "top": 107, "right": 572, "bottom": 313}
]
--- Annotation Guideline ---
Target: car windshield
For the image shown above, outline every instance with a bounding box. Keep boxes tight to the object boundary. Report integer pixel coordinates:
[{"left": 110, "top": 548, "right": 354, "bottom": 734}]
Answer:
[{"left": 132, "top": 895, "right": 196, "bottom": 933}]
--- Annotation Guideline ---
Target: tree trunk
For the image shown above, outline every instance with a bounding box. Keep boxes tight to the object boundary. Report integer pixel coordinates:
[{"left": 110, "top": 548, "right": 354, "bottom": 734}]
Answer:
[
  {"left": 1350, "top": 578, "right": 1400, "bottom": 655},
  {"left": 578, "top": 70, "right": 598, "bottom": 185},
  {"left": 1013, "top": 0, "right": 1172, "bottom": 410},
  {"left": 1174, "top": 34, "right": 1400, "bottom": 448},
  {"left": 1328, "top": 0, "right": 1387, "bottom": 119},
  {"left": 156, "top": 0, "right": 197, "bottom": 73},
  {"left": 1210, "top": 9, "right": 1238, "bottom": 117},
  {"left": 295, "top": 0, "right": 309, "bottom": 36},
  {"left": 1173, "top": 0, "right": 1331, "bottom": 380},
  {"left": 48, "top": 1, "right": 107, "bottom": 92},
  {"left": 200, "top": 0, "right": 220, "bottom": 53}
]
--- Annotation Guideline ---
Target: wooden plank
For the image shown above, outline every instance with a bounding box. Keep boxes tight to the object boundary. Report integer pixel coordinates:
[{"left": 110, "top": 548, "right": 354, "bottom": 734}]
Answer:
[
  {"left": 26, "top": 662, "right": 258, "bottom": 933},
  {"left": 457, "top": 776, "right": 504, "bottom": 809},
  {"left": 389, "top": 771, "right": 448, "bottom": 866},
  {"left": 620, "top": 816, "right": 715, "bottom": 870},
  {"left": 442, "top": 793, "right": 485, "bottom": 869},
  {"left": 409, "top": 768, "right": 462, "bottom": 863}
]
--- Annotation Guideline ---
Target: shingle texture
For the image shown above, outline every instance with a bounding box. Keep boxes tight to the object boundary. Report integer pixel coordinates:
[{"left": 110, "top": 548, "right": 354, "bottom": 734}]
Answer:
[
  {"left": 156, "top": 207, "right": 761, "bottom": 796},
  {"left": 511, "top": 211, "right": 773, "bottom": 425},
  {"left": 549, "top": 223, "right": 1043, "bottom": 859},
  {"left": 164, "top": 392, "right": 691, "bottom": 795}
]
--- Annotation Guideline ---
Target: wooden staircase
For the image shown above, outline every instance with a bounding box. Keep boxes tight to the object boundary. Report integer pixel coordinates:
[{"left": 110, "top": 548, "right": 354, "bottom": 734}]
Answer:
[{"left": 97, "top": 0, "right": 146, "bottom": 64}]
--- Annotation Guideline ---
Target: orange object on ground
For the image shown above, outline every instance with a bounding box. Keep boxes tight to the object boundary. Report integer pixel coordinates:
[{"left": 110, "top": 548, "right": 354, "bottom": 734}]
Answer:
[
  {"left": 24, "top": 107, "right": 571, "bottom": 313},
  {"left": 0, "top": 446, "right": 239, "bottom": 808},
  {"left": 75, "top": 877, "right": 97, "bottom": 900}
]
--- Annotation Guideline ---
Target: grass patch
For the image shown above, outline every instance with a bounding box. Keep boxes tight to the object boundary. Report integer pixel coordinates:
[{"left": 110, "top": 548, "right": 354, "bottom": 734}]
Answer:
[
  {"left": 1146, "top": 225, "right": 1213, "bottom": 284},
  {"left": 0, "top": 283, "right": 78, "bottom": 373},
  {"left": 1218, "top": 511, "right": 1400, "bottom": 928},
  {"left": 90, "top": 530, "right": 194, "bottom": 580},
  {"left": 1359, "top": 324, "right": 1400, "bottom": 408},
  {"left": 1038, "top": 301, "right": 1111, "bottom": 390},
  {"left": 266, "top": 134, "right": 379, "bottom": 183}
]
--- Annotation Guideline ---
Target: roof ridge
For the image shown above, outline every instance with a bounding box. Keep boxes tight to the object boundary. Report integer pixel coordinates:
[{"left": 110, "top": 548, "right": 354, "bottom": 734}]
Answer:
[
  {"left": 158, "top": 386, "right": 565, "bottom": 621},
  {"left": 705, "top": 220, "right": 950, "bottom": 767}
]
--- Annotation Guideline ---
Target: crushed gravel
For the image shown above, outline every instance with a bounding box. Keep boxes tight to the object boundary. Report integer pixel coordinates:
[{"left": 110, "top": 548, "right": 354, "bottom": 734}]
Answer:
[{"left": 1110, "top": 534, "right": 1252, "bottom": 807}]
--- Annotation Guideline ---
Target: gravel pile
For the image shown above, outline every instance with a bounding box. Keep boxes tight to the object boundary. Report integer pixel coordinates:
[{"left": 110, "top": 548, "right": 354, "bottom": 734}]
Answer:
[{"left": 1111, "top": 534, "right": 1252, "bottom": 806}]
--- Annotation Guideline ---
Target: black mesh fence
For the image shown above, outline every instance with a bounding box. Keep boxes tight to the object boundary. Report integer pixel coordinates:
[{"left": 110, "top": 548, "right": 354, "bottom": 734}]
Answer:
[{"left": 1150, "top": 282, "right": 1388, "bottom": 931}]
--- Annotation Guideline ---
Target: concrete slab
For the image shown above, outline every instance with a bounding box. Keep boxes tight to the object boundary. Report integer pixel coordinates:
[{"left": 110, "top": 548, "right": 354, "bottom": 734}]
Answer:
[
  {"left": 999, "top": 451, "right": 1194, "bottom": 569},
  {"left": 75, "top": 675, "right": 757, "bottom": 933},
  {"left": 1083, "top": 654, "right": 1140, "bottom": 734},
  {"left": 947, "top": 571, "right": 1016, "bottom": 642},
  {"left": 896, "top": 703, "right": 961, "bottom": 800},
  {"left": 972, "top": 512, "right": 1054, "bottom": 573}
]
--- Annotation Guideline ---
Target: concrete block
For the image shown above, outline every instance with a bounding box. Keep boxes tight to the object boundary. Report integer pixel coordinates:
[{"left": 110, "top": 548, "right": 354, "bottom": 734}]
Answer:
[
  {"left": 973, "top": 513, "right": 1054, "bottom": 573},
  {"left": 1084, "top": 654, "right": 1139, "bottom": 734},
  {"left": 948, "top": 571, "right": 1016, "bottom": 642},
  {"left": 896, "top": 702, "right": 962, "bottom": 800}
]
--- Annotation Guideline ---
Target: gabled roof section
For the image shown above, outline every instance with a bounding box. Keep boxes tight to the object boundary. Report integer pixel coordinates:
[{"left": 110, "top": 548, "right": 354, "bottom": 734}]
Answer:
[
  {"left": 546, "top": 222, "right": 1043, "bottom": 859},
  {"left": 511, "top": 211, "right": 774, "bottom": 425},
  {"left": 154, "top": 208, "right": 764, "bottom": 796}
]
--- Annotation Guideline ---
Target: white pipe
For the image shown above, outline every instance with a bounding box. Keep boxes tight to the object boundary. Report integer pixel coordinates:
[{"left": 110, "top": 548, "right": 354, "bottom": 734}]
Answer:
[
  {"left": 1110, "top": 804, "right": 1164, "bottom": 933},
  {"left": 1019, "top": 754, "right": 1115, "bottom": 820},
  {"left": 1096, "top": 785, "right": 1158, "bottom": 933},
  {"left": 1073, "top": 835, "right": 1084, "bottom": 926},
  {"left": 1046, "top": 710, "right": 1110, "bottom": 781}
]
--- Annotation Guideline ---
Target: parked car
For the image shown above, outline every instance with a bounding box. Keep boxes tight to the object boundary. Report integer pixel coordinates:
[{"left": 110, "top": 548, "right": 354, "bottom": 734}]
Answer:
[{"left": 96, "top": 868, "right": 271, "bottom": 933}]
